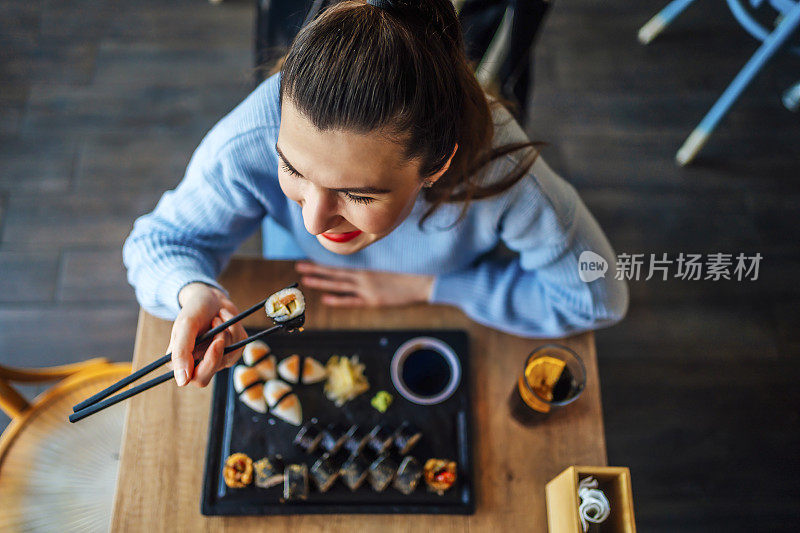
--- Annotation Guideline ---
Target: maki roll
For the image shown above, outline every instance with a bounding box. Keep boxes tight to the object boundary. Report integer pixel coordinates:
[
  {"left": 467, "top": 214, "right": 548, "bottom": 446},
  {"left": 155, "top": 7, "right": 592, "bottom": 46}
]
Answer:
[
  {"left": 367, "top": 454, "right": 397, "bottom": 492},
  {"left": 393, "top": 456, "right": 422, "bottom": 495},
  {"left": 294, "top": 421, "right": 323, "bottom": 454},
  {"left": 278, "top": 354, "right": 327, "bottom": 384},
  {"left": 223, "top": 453, "right": 253, "bottom": 488},
  {"left": 367, "top": 424, "right": 395, "bottom": 455},
  {"left": 310, "top": 451, "right": 345, "bottom": 493},
  {"left": 283, "top": 463, "right": 309, "bottom": 501},
  {"left": 326, "top": 448, "right": 350, "bottom": 471},
  {"left": 266, "top": 287, "right": 305, "bottom": 323},
  {"left": 232, "top": 366, "right": 267, "bottom": 413},
  {"left": 243, "top": 340, "right": 276, "bottom": 380},
  {"left": 254, "top": 455, "right": 284, "bottom": 489},
  {"left": 342, "top": 425, "right": 369, "bottom": 455},
  {"left": 340, "top": 451, "right": 372, "bottom": 491},
  {"left": 319, "top": 422, "right": 348, "bottom": 454},
  {"left": 393, "top": 421, "right": 423, "bottom": 455}
]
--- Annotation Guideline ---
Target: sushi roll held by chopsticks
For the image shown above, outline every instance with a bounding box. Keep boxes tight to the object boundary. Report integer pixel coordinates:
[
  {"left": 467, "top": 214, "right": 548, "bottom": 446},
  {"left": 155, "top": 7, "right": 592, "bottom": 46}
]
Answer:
[{"left": 266, "top": 287, "right": 305, "bottom": 323}]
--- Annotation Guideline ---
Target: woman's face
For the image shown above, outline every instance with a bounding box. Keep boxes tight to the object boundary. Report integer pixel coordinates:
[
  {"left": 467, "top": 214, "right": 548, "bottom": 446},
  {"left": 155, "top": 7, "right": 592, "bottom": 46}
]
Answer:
[{"left": 276, "top": 98, "right": 454, "bottom": 255}]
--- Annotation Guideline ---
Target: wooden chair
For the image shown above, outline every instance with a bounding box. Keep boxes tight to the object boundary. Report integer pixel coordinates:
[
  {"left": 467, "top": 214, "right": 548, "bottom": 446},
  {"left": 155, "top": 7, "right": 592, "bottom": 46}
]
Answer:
[{"left": 0, "top": 359, "right": 132, "bottom": 532}]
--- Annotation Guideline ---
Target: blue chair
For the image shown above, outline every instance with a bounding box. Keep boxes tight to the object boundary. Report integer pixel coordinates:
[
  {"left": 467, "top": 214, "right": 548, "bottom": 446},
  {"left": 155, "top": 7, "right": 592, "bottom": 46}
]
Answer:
[{"left": 638, "top": 0, "right": 800, "bottom": 165}]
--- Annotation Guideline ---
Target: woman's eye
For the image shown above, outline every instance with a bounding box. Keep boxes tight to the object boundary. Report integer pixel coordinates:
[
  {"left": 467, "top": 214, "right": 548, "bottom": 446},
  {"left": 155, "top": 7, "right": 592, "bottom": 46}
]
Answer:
[
  {"left": 345, "top": 193, "right": 375, "bottom": 205},
  {"left": 280, "top": 162, "right": 301, "bottom": 177}
]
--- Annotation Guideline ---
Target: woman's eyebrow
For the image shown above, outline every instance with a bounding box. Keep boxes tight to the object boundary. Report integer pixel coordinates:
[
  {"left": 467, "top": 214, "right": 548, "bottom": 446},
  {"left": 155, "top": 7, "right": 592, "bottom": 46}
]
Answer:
[{"left": 275, "top": 143, "right": 392, "bottom": 195}]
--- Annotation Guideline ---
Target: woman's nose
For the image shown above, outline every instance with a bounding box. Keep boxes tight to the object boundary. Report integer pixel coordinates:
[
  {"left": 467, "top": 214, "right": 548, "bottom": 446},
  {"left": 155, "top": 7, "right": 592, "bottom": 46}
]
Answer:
[{"left": 302, "top": 187, "right": 340, "bottom": 235}]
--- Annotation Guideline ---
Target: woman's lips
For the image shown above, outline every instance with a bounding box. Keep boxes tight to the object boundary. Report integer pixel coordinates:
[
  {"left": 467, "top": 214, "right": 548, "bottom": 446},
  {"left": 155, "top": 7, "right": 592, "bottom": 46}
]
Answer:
[{"left": 321, "top": 230, "right": 363, "bottom": 243}]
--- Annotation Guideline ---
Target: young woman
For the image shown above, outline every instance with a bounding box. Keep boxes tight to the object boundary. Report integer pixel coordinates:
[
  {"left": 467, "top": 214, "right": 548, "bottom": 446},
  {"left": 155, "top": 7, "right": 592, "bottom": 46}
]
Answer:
[{"left": 123, "top": 0, "right": 628, "bottom": 388}]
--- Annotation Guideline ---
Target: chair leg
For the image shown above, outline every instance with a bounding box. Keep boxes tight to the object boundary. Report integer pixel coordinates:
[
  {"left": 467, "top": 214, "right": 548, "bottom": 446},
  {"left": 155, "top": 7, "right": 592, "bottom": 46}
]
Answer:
[
  {"left": 676, "top": 2, "right": 800, "bottom": 165},
  {"left": 638, "top": 0, "right": 700, "bottom": 44},
  {"left": 783, "top": 80, "right": 800, "bottom": 111}
]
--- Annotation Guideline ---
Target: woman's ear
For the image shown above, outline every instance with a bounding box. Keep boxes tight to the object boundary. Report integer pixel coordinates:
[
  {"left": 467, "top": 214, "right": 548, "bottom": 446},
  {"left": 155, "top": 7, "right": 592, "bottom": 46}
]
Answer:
[{"left": 424, "top": 143, "right": 459, "bottom": 187}]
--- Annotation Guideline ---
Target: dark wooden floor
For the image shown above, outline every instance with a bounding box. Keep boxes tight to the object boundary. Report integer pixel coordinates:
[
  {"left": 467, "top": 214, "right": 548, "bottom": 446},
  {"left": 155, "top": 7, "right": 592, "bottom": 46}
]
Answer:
[{"left": 1, "top": 0, "right": 799, "bottom": 530}]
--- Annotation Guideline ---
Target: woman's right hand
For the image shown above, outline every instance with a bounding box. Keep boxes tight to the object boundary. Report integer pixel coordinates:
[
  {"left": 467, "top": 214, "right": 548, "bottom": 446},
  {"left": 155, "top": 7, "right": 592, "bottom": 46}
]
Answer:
[{"left": 169, "top": 282, "right": 247, "bottom": 387}]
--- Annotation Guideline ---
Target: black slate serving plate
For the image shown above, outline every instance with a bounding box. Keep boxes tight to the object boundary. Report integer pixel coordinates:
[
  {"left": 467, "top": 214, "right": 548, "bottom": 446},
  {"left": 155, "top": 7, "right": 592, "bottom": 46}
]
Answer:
[{"left": 201, "top": 329, "right": 474, "bottom": 515}]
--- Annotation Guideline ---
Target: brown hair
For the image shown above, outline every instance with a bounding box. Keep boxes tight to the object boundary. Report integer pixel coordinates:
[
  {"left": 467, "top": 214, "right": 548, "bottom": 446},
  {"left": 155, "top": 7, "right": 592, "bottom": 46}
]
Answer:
[{"left": 274, "top": 0, "right": 540, "bottom": 227}]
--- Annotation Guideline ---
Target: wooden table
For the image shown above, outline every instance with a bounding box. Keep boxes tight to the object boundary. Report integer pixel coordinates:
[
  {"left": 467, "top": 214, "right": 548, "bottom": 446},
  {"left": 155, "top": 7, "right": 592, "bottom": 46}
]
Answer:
[{"left": 111, "top": 258, "right": 607, "bottom": 532}]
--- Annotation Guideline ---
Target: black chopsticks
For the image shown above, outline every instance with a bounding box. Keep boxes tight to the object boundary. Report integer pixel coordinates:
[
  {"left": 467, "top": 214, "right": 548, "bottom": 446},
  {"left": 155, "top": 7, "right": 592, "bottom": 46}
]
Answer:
[{"left": 69, "top": 285, "right": 305, "bottom": 423}]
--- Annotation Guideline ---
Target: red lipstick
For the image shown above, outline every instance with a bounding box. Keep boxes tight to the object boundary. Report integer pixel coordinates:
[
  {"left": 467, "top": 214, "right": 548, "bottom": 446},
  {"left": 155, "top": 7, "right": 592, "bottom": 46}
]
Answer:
[{"left": 321, "top": 230, "right": 363, "bottom": 243}]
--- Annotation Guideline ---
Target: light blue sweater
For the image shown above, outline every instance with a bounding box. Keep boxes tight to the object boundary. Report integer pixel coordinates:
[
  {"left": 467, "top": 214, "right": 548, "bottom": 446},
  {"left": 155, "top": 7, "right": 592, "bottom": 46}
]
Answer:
[{"left": 123, "top": 73, "right": 628, "bottom": 338}]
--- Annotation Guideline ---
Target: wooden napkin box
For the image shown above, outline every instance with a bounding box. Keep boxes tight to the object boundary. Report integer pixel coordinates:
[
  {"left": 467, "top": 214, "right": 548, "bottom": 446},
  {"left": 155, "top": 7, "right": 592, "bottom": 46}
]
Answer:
[{"left": 545, "top": 466, "right": 636, "bottom": 533}]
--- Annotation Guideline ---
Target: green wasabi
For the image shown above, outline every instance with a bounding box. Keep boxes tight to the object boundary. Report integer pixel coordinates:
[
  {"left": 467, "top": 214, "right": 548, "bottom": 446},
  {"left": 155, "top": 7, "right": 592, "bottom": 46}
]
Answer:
[{"left": 371, "top": 390, "right": 393, "bottom": 412}]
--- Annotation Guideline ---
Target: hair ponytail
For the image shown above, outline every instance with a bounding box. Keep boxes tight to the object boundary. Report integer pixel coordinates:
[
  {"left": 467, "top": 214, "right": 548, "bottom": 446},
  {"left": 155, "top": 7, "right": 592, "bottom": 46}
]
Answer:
[{"left": 276, "top": 0, "right": 541, "bottom": 227}]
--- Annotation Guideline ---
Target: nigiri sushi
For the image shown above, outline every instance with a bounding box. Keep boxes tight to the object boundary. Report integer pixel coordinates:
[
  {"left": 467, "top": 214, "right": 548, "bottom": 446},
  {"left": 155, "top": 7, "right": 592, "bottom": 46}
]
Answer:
[
  {"left": 283, "top": 463, "right": 309, "bottom": 501},
  {"left": 272, "top": 392, "right": 303, "bottom": 426},
  {"left": 254, "top": 455, "right": 284, "bottom": 489},
  {"left": 232, "top": 365, "right": 267, "bottom": 413},
  {"left": 243, "top": 340, "right": 276, "bottom": 380},
  {"left": 266, "top": 287, "right": 305, "bottom": 323},
  {"left": 263, "top": 379, "right": 292, "bottom": 408},
  {"left": 278, "top": 354, "right": 327, "bottom": 384}
]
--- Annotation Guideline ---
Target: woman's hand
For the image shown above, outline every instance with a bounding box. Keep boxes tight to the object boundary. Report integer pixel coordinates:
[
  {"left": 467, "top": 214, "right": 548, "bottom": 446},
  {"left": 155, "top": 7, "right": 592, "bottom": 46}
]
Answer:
[
  {"left": 169, "top": 282, "right": 247, "bottom": 387},
  {"left": 296, "top": 261, "right": 434, "bottom": 307}
]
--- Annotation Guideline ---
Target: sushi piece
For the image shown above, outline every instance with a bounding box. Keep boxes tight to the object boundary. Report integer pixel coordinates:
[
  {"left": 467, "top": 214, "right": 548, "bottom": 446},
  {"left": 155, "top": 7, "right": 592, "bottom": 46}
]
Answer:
[
  {"left": 293, "top": 421, "right": 323, "bottom": 454},
  {"left": 328, "top": 448, "right": 350, "bottom": 470},
  {"left": 342, "top": 425, "right": 369, "bottom": 455},
  {"left": 278, "top": 354, "right": 327, "bottom": 384},
  {"left": 367, "top": 454, "right": 397, "bottom": 492},
  {"left": 254, "top": 455, "right": 285, "bottom": 489},
  {"left": 302, "top": 357, "right": 327, "bottom": 383},
  {"left": 266, "top": 287, "right": 305, "bottom": 323},
  {"left": 310, "top": 452, "right": 342, "bottom": 493},
  {"left": 340, "top": 452, "right": 371, "bottom": 491},
  {"left": 243, "top": 340, "right": 276, "bottom": 380},
  {"left": 366, "top": 424, "right": 395, "bottom": 455},
  {"left": 393, "top": 456, "right": 422, "bottom": 495},
  {"left": 283, "top": 463, "right": 309, "bottom": 501},
  {"left": 223, "top": 452, "right": 253, "bottom": 488},
  {"left": 263, "top": 379, "right": 292, "bottom": 408},
  {"left": 319, "top": 422, "right": 348, "bottom": 454},
  {"left": 272, "top": 393, "right": 303, "bottom": 426},
  {"left": 232, "top": 365, "right": 267, "bottom": 413},
  {"left": 393, "top": 421, "right": 423, "bottom": 455},
  {"left": 423, "top": 458, "right": 457, "bottom": 495}
]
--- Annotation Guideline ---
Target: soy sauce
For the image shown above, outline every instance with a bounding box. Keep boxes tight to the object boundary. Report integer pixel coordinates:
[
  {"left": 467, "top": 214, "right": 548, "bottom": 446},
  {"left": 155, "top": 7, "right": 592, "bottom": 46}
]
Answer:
[{"left": 401, "top": 349, "right": 451, "bottom": 398}]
